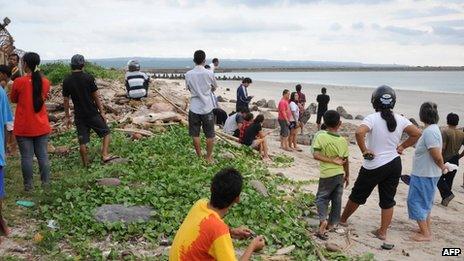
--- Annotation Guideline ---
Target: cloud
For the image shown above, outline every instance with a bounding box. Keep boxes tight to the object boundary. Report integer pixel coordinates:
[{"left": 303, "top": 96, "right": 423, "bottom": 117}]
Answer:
[
  {"left": 426, "top": 19, "right": 464, "bottom": 28},
  {"left": 432, "top": 26, "right": 464, "bottom": 37},
  {"left": 197, "top": 19, "right": 305, "bottom": 33},
  {"left": 330, "top": 23, "right": 342, "bottom": 31},
  {"left": 384, "top": 26, "right": 427, "bottom": 36},
  {"left": 352, "top": 22, "right": 365, "bottom": 30},
  {"left": 393, "top": 6, "right": 461, "bottom": 19}
]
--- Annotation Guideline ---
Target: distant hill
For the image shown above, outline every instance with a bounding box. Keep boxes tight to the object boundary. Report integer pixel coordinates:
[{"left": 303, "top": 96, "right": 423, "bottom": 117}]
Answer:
[{"left": 44, "top": 57, "right": 406, "bottom": 69}]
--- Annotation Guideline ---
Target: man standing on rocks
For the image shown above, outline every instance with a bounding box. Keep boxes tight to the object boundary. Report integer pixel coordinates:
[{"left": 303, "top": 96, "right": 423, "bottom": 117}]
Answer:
[
  {"left": 185, "top": 50, "right": 217, "bottom": 163},
  {"left": 63, "top": 54, "right": 118, "bottom": 166},
  {"left": 316, "top": 87, "right": 330, "bottom": 130},
  {"left": 236, "top": 77, "right": 253, "bottom": 112}
]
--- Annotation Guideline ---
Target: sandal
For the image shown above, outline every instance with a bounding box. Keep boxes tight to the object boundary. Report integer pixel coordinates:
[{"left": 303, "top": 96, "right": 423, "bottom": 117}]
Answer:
[
  {"left": 102, "top": 155, "right": 122, "bottom": 164},
  {"left": 315, "top": 232, "right": 329, "bottom": 241}
]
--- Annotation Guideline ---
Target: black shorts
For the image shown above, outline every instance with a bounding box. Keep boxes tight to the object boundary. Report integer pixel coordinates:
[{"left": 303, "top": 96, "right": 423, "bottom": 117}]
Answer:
[
  {"left": 75, "top": 114, "right": 110, "bottom": 145},
  {"left": 289, "top": 121, "right": 298, "bottom": 130},
  {"left": 316, "top": 112, "right": 325, "bottom": 124},
  {"left": 188, "top": 111, "right": 215, "bottom": 139},
  {"left": 349, "top": 157, "right": 402, "bottom": 209}
]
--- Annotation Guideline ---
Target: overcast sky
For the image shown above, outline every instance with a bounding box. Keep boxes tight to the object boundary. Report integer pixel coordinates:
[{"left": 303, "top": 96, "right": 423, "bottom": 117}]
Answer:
[{"left": 2, "top": 0, "right": 463, "bottom": 65}]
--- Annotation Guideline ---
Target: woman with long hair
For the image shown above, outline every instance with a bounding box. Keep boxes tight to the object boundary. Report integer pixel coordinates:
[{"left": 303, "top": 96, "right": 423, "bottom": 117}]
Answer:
[
  {"left": 10, "top": 52, "right": 51, "bottom": 191},
  {"left": 289, "top": 92, "right": 302, "bottom": 151},
  {"left": 339, "top": 85, "right": 421, "bottom": 241}
]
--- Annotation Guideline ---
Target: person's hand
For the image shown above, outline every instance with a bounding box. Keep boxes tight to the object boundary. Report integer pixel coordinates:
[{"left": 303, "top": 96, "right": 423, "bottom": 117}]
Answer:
[
  {"left": 250, "top": 236, "right": 265, "bottom": 252},
  {"left": 396, "top": 145, "right": 405, "bottom": 155},
  {"left": 230, "top": 227, "right": 253, "bottom": 239},
  {"left": 332, "top": 157, "right": 346, "bottom": 166},
  {"left": 344, "top": 175, "right": 350, "bottom": 188},
  {"left": 362, "top": 150, "right": 375, "bottom": 160},
  {"left": 442, "top": 165, "right": 450, "bottom": 175}
]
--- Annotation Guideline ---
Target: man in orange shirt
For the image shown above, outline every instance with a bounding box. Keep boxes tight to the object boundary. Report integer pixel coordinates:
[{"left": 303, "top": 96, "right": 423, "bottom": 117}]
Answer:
[
  {"left": 278, "top": 89, "right": 291, "bottom": 151},
  {"left": 170, "top": 168, "right": 265, "bottom": 261}
]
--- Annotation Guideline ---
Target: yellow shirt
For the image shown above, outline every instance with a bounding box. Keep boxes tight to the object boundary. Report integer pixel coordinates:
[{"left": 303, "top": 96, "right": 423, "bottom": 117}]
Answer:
[
  {"left": 169, "top": 199, "right": 236, "bottom": 261},
  {"left": 312, "top": 131, "right": 349, "bottom": 178}
]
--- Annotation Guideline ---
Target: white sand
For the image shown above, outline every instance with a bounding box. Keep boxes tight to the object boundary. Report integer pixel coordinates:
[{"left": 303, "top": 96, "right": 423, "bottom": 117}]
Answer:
[{"left": 164, "top": 79, "right": 464, "bottom": 260}]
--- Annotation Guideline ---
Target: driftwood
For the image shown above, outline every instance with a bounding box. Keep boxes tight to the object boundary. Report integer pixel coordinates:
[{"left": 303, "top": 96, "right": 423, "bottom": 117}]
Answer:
[
  {"left": 114, "top": 128, "right": 154, "bottom": 137},
  {"left": 153, "top": 88, "right": 188, "bottom": 116}
]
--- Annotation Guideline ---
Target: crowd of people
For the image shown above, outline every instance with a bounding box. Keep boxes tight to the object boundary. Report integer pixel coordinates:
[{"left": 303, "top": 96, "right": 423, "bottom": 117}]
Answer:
[{"left": 0, "top": 49, "right": 462, "bottom": 259}]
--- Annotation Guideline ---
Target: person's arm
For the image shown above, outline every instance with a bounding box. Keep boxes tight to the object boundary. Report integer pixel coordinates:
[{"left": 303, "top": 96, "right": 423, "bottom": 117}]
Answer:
[
  {"left": 429, "top": 147, "right": 447, "bottom": 172},
  {"left": 238, "top": 87, "right": 247, "bottom": 103},
  {"left": 355, "top": 124, "right": 371, "bottom": 155},
  {"left": 91, "top": 91, "right": 105, "bottom": 116},
  {"left": 9, "top": 80, "right": 19, "bottom": 103},
  {"left": 343, "top": 159, "right": 350, "bottom": 187},
  {"left": 397, "top": 125, "right": 422, "bottom": 154},
  {"left": 239, "top": 236, "right": 265, "bottom": 261},
  {"left": 313, "top": 151, "right": 346, "bottom": 165},
  {"left": 64, "top": 97, "right": 72, "bottom": 128},
  {"left": 210, "top": 74, "right": 218, "bottom": 93}
]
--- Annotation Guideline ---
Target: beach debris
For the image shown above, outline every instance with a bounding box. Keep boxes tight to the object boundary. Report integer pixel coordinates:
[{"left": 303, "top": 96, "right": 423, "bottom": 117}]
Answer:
[
  {"left": 402, "top": 249, "right": 410, "bottom": 257},
  {"left": 33, "top": 233, "right": 44, "bottom": 243},
  {"left": 308, "top": 103, "right": 317, "bottom": 114},
  {"left": 325, "top": 242, "right": 342, "bottom": 252},
  {"left": 116, "top": 128, "right": 154, "bottom": 137},
  {"left": 230, "top": 99, "right": 237, "bottom": 103},
  {"left": 45, "top": 102, "right": 64, "bottom": 112},
  {"left": 296, "top": 134, "right": 312, "bottom": 145},
  {"left": 47, "top": 219, "right": 59, "bottom": 230},
  {"left": 262, "top": 111, "right": 279, "bottom": 129},
  {"left": 381, "top": 243, "right": 395, "bottom": 250},
  {"left": 336, "top": 106, "right": 353, "bottom": 120},
  {"left": 355, "top": 115, "right": 364, "bottom": 120},
  {"left": 266, "top": 100, "right": 277, "bottom": 109},
  {"left": 299, "top": 107, "right": 312, "bottom": 124},
  {"left": 275, "top": 245, "right": 295, "bottom": 255},
  {"left": 150, "top": 102, "right": 174, "bottom": 113},
  {"left": 217, "top": 96, "right": 227, "bottom": 102},
  {"left": 97, "top": 178, "right": 121, "bottom": 187},
  {"left": 226, "top": 88, "right": 230, "bottom": 91},
  {"left": 250, "top": 180, "right": 269, "bottom": 197},
  {"left": 16, "top": 200, "right": 35, "bottom": 208},
  {"left": 94, "top": 204, "right": 154, "bottom": 223},
  {"left": 53, "top": 146, "right": 71, "bottom": 156},
  {"left": 256, "top": 98, "right": 267, "bottom": 107}
]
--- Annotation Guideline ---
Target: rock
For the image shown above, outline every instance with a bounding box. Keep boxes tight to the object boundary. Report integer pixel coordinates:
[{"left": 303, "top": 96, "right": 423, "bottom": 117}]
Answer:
[
  {"left": 262, "top": 111, "right": 279, "bottom": 129},
  {"left": 47, "top": 144, "right": 56, "bottom": 153},
  {"left": 266, "top": 100, "right": 277, "bottom": 109},
  {"left": 226, "top": 88, "right": 230, "bottom": 91},
  {"left": 275, "top": 172, "right": 285, "bottom": 177},
  {"left": 94, "top": 204, "right": 154, "bottom": 223},
  {"left": 355, "top": 115, "right": 364, "bottom": 120},
  {"left": 276, "top": 245, "right": 296, "bottom": 255},
  {"left": 97, "top": 178, "right": 121, "bottom": 187},
  {"left": 131, "top": 133, "right": 143, "bottom": 140},
  {"left": 296, "top": 134, "right": 312, "bottom": 145},
  {"left": 251, "top": 105, "right": 259, "bottom": 112},
  {"left": 299, "top": 108, "right": 311, "bottom": 124},
  {"left": 53, "top": 146, "right": 71, "bottom": 155},
  {"left": 409, "top": 118, "right": 419, "bottom": 127},
  {"left": 221, "top": 151, "right": 235, "bottom": 160},
  {"left": 217, "top": 96, "right": 227, "bottom": 102},
  {"left": 345, "top": 114, "right": 353, "bottom": 120},
  {"left": 150, "top": 103, "right": 174, "bottom": 113},
  {"left": 115, "top": 97, "right": 130, "bottom": 105},
  {"left": 307, "top": 217, "right": 320, "bottom": 227},
  {"left": 46, "top": 102, "right": 63, "bottom": 112},
  {"left": 230, "top": 99, "right": 237, "bottom": 103},
  {"left": 256, "top": 99, "right": 267, "bottom": 107},
  {"left": 325, "top": 242, "right": 342, "bottom": 252},
  {"left": 308, "top": 103, "right": 317, "bottom": 114},
  {"left": 336, "top": 106, "right": 353, "bottom": 120},
  {"left": 250, "top": 180, "right": 268, "bottom": 197}
]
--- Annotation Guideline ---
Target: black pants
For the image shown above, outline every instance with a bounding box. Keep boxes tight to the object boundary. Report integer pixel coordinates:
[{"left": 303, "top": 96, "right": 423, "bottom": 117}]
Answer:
[{"left": 437, "top": 155, "right": 459, "bottom": 199}]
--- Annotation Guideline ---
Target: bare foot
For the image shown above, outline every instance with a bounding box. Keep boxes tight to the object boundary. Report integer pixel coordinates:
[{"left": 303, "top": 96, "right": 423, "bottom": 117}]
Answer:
[
  {"left": 411, "top": 233, "right": 431, "bottom": 242},
  {"left": 371, "top": 229, "right": 387, "bottom": 240},
  {"left": 294, "top": 147, "right": 303, "bottom": 152},
  {"left": 205, "top": 157, "right": 214, "bottom": 164},
  {"left": 281, "top": 147, "right": 293, "bottom": 152}
]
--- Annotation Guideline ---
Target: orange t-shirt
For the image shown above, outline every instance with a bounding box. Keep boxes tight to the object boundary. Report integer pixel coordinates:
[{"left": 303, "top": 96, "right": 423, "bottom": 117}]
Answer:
[
  {"left": 10, "top": 75, "right": 51, "bottom": 137},
  {"left": 169, "top": 199, "right": 236, "bottom": 261}
]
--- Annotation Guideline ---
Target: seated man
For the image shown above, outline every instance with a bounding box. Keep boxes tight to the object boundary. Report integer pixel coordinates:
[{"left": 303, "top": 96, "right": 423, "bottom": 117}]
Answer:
[
  {"left": 125, "top": 60, "right": 150, "bottom": 99},
  {"left": 242, "top": 114, "right": 271, "bottom": 161},
  {"left": 170, "top": 168, "right": 265, "bottom": 261},
  {"left": 223, "top": 107, "right": 249, "bottom": 137}
]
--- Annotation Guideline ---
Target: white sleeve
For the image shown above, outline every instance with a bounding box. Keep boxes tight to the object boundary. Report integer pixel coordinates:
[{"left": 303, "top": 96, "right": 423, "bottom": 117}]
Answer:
[
  {"left": 398, "top": 115, "right": 413, "bottom": 131},
  {"left": 361, "top": 114, "right": 375, "bottom": 130}
]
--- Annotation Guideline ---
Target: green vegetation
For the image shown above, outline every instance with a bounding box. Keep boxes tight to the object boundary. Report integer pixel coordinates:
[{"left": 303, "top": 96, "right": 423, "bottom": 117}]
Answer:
[{"left": 41, "top": 62, "right": 122, "bottom": 85}]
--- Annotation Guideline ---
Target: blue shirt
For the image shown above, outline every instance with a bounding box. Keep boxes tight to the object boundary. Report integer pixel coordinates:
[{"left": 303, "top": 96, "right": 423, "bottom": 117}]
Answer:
[
  {"left": 0, "top": 86, "right": 13, "bottom": 166},
  {"left": 412, "top": 124, "right": 442, "bottom": 178}
]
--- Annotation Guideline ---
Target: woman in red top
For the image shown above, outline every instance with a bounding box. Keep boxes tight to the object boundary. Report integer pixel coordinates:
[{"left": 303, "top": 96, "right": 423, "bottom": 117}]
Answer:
[{"left": 10, "top": 52, "right": 51, "bottom": 191}]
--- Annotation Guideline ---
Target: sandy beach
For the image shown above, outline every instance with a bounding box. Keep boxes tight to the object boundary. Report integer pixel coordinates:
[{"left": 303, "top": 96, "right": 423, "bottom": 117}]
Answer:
[{"left": 164, "top": 79, "right": 464, "bottom": 260}]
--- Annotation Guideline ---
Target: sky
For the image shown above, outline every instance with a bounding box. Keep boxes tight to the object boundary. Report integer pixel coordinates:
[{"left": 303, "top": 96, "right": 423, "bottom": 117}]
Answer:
[{"left": 2, "top": 0, "right": 464, "bottom": 66}]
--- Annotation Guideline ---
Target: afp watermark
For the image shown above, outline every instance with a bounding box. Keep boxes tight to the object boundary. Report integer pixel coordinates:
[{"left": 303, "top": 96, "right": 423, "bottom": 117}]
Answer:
[{"left": 442, "top": 248, "right": 461, "bottom": 257}]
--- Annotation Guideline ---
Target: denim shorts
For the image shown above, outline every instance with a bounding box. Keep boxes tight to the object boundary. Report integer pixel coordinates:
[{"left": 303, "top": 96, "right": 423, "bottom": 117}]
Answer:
[{"left": 407, "top": 175, "right": 439, "bottom": 221}]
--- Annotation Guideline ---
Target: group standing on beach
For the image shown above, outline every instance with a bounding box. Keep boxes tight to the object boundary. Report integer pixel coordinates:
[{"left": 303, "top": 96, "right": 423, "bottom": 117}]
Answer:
[{"left": 0, "top": 49, "right": 463, "bottom": 259}]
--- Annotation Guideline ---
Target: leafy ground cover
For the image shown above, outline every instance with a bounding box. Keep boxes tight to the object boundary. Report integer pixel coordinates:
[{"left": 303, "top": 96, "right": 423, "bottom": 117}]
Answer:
[
  {"left": 2, "top": 125, "right": 378, "bottom": 260},
  {"left": 41, "top": 62, "right": 122, "bottom": 85}
]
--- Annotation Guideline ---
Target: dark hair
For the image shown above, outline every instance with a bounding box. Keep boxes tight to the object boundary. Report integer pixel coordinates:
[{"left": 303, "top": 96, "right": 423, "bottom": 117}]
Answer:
[
  {"left": 419, "top": 102, "right": 439, "bottom": 125},
  {"left": 193, "top": 50, "right": 206, "bottom": 65},
  {"left": 321, "top": 87, "right": 327, "bottom": 94},
  {"left": 296, "top": 84, "right": 302, "bottom": 92},
  {"left": 9, "top": 53, "right": 19, "bottom": 61},
  {"left": 71, "top": 64, "right": 84, "bottom": 70},
  {"left": 290, "top": 92, "right": 297, "bottom": 102},
  {"left": 282, "top": 89, "right": 289, "bottom": 96},
  {"left": 239, "top": 107, "right": 250, "bottom": 113},
  {"left": 320, "top": 123, "right": 327, "bottom": 130},
  {"left": 210, "top": 168, "right": 243, "bottom": 209},
  {"left": 447, "top": 113, "right": 459, "bottom": 126},
  {"left": 0, "top": 65, "right": 12, "bottom": 78},
  {"left": 379, "top": 109, "right": 397, "bottom": 132},
  {"left": 254, "top": 114, "right": 264, "bottom": 124},
  {"left": 212, "top": 58, "right": 219, "bottom": 63},
  {"left": 204, "top": 64, "right": 211, "bottom": 69},
  {"left": 242, "top": 77, "right": 252, "bottom": 84},
  {"left": 22, "top": 52, "right": 44, "bottom": 113},
  {"left": 323, "top": 110, "right": 340, "bottom": 128},
  {"left": 244, "top": 112, "right": 254, "bottom": 121}
]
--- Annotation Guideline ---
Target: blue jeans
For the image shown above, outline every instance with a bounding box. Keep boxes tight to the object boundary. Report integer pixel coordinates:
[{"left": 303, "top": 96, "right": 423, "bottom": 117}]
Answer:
[
  {"left": 316, "top": 174, "right": 344, "bottom": 225},
  {"left": 16, "top": 135, "right": 50, "bottom": 189}
]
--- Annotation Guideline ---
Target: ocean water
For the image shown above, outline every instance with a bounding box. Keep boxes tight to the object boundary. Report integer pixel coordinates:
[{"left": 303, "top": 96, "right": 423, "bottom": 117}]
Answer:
[{"left": 216, "top": 71, "right": 464, "bottom": 93}]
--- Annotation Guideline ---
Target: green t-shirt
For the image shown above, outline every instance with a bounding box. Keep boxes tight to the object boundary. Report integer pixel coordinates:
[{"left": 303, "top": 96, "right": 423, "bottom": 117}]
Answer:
[{"left": 312, "top": 131, "right": 349, "bottom": 178}]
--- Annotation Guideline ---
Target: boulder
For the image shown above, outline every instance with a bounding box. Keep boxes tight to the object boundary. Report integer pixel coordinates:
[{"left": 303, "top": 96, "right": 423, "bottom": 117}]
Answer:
[
  {"left": 355, "top": 115, "right": 364, "bottom": 120},
  {"left": 299, "top": 108, "right": 311, "bottom": 124},
  {"left": 251, "top": 105, "right": 259, "bottom": 112},
  {"left": 336, "top": 106, "right": 353, "bottom": 120},
  {"left": 217, "top": 96, "right": 227, "bottom": 102},
  {"left": 256, "top": 99, "right": 267, "bottom": 107},
  {"left": 250, "top": 180, "right": 268, "bottom": 197},
  {"left": 226, "top": 88, "right": 230, "bottom": 91},
  {"left": 94, "top": 204, "right": 153, "bottom": 223},
  {"left": 308, "top": 103, "right": 317, "bottom": 114},
  {"left": 325, "top": 242, "right": 342, "bottom": 252},
  {"left": 296, "top": 134, "right": 312, "bottom": 145},
  {"left": 262, "top": 111, "right": 279, "bottom": 129},
  {"left": 150, "top": 102, "right": 174, "bottom": 113},
  {"left": 97, "top": 178, "right": 121, "bottom": 187},
  {"left": 345, "top": 114, "right": 353, "bottom": 120},
  {"left": 266, "top": 100, "right": 277, "bottom": 110}
]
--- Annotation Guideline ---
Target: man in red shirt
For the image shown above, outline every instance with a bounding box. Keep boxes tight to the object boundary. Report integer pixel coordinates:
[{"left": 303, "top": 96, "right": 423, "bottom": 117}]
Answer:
[{"left": 278, "top": 89, "right": 291, "bottom": 151}]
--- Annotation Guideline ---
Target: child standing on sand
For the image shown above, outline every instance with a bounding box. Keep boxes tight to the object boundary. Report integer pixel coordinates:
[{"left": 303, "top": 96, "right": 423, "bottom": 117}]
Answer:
[{"left": 312, "top": 110, "right": 349, "bottom": 240}]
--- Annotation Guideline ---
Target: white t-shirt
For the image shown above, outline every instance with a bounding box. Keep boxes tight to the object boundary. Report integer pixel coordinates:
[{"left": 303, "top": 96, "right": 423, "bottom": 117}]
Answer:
[
  {"left": 412, "top": 124, "right": 442, "bottom": 177},
  {"left": 125, "top": 71, "right": 149, "bottom": 98},
  {"left": 209, "top": 63, "right": 216, "bottom": 72},
  {"left": 223, "top": 113, "right": 243, "bottom": 135},
  {"left": 185, "top": 66, "right": 218, "bottom": 115},
  {"left": 289, "top": 101, "right": 299, "bottom": 121},
  {"left": 361, "top": 112, "right": 412, "bottom": 170}
]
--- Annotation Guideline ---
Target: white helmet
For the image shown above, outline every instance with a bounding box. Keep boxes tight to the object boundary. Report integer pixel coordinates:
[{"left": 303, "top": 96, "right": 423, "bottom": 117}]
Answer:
[{"left": 127, "top": 60, "right": 140, "bottom": 71}]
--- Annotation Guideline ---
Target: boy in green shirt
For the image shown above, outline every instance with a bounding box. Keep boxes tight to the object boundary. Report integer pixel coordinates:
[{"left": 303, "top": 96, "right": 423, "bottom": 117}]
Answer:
[{"left": 312, "top": 110, "right": 349, "bottom": 240}]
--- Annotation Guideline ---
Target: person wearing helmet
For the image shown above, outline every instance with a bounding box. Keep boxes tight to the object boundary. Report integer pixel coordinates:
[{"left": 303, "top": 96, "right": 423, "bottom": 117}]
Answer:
[
  {"left": 125, "top": 60, "right": 150, "bottom": 99},
  {"left": 339, "top": 85, "right": 421, "bottom": 241},
  {"left": 63, "top": 54, "right": 119, "bottom": 167}
]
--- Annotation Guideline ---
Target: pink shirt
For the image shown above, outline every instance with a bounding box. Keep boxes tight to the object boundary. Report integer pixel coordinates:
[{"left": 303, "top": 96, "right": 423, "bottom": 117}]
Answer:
[{"left": 278, "top": 98, "right": 291, "bottom": 121}]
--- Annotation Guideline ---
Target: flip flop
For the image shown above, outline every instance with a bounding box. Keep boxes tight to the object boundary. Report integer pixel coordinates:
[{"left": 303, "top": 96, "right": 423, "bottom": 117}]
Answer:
[
  {"left": 315, "top": 232, "right": 329, "bottom": 241},
  {"left": 401, "top": 175, "right": 410, "bottom": 185},
  {"left": 102, "top": 155, "right": 122, "bottom": 164},
  {"left": 371, "top": 229, "right": 386, "bottom": 241}
]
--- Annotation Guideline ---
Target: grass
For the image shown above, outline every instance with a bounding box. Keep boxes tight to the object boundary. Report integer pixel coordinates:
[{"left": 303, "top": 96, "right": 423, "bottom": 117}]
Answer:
[{"left": 41, "top": 62, "right": 123, "bottom": 85}]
